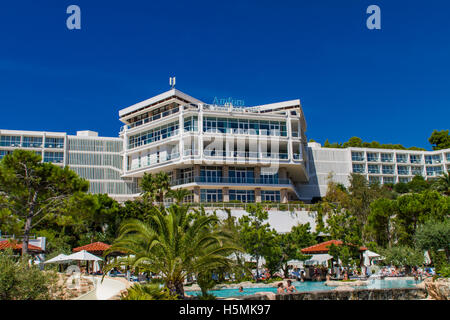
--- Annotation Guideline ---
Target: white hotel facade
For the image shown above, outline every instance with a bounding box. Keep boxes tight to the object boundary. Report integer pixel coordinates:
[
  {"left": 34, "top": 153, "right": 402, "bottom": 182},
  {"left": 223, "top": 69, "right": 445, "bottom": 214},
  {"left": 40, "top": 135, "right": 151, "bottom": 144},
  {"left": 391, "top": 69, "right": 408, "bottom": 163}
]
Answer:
[{"left": 1, "top": 89, "right": 449, "bottom": 205}]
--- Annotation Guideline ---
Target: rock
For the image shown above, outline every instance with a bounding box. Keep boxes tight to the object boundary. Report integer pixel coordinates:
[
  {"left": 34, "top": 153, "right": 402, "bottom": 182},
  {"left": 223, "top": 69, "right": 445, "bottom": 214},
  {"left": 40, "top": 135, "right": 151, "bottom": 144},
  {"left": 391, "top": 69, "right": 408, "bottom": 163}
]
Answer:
[
  {"left": 424, "top": 278, "right": 450, "bottom": 300},
  {"left": 333, "top": 286, "right": 355, "bottom": 291},
  {"left": 254, "top": 292, "right": 276, "bottom": 300}
]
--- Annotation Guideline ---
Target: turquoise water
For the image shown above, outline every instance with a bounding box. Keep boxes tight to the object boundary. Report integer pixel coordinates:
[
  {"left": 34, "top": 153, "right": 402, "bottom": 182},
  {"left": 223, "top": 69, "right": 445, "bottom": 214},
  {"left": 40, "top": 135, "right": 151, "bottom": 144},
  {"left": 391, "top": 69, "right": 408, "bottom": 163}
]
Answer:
[{"left": 186, "top": 279, "right": 421, "bottom": 298}]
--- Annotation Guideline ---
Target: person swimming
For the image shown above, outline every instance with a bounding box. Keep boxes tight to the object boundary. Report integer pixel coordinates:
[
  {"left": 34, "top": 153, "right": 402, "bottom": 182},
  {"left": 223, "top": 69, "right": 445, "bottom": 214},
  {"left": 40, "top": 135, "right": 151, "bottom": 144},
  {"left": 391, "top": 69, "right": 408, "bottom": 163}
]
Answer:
[
  {"left": 239, "top": 286, "right": 244, "bottom": 293},
  {"left": 277, "top": 282, "right": 285, "bottom": 294},
  {"left": 285, "top": 280, "right": 297, "bottom": 294}
]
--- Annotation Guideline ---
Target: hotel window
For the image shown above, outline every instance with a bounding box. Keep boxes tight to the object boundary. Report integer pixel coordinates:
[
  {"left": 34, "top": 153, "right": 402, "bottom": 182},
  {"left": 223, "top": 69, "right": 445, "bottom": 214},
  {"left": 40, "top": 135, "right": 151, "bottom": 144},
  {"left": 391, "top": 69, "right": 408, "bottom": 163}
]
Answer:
[
  {"left": 23, "top": 136, "right": 43, "bottom": 148},
  {"left": 43, "top": 152, "right": 64, "bottom": 164},
  {"left": 261, "top": 190, "right": 281, "bottom": 202},
  {"left": 396, "top": 154, "right": 408, "bottom": 163},
  {"left": 409, "top": 154, "right": 422, "bottom": 164},
  {"left": 399, "top": 177, "right": 411, "bottom": 183},
  {"left": 382, "top": 176, "right": 394, "bottom": 184},
  {"left": 382, "top": 165, "right": 394, "bottom": 174},
  {"left": 45, "top": 137, "right": 64, "bottom": 149},
  {"left": 368, "top": 164, "right": 380, "bottom": 174},
  {"left": 260, "top": 172, "right": 279, "bottom": 184},
  {"left": 351, "top": 152, "right": 364, "bottom": 161},
  {"left": 446, "top": 153, "right": 450, "bottom": 162},
  {"left": 229, "top": 189, "right": 255, "bottom": 203},
  {"left": 381, "top": 153, "right": 393, "bottom": 162},
  {"left": 367, "top": 153, "right": 379, "bottom": 162},
  {"left": 229, "top": 167, "right": 254, "bottom": 183},
  {"left": 200, "top": 189, "right": 223, "bottom": 202},
  {"left": 200, "top": 166, "right": 222, "bottom": 183},
  {"left": 0, "top": 150, "right": 12, "bottom": 160},
  {"left": 0, "top": 135, "right": 21, "bottom": 147},
  {"left": 202, "top": 117, "right": 286, "bottom": 137},
  {"left": 128, "top": 121, "right": 179, "bottom": 149},
  {"left": 397, "top": 165, "right": 410, "bottom": 175},
  {"left": 426, "top": 166, "right": 443, "bottom": 176},
  {"left": 352, "top": 163, "right": 365, "bottom": 173},
  {"left": 432, "top": 155, "right": 442, "bottom": 164},
  {"left": 368, "top": 176, "right": 381, "bottom": 184},
  {"left": 411, "top": 166, "right": 423, "bottom": 176}
]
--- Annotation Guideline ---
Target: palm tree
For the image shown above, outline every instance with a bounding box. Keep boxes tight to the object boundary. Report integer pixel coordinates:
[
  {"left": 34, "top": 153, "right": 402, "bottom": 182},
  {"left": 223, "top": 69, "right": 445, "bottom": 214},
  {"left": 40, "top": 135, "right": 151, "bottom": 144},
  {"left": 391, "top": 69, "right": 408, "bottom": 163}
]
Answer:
[
  {"left": 105, "top": 204, "right": 241, "bottom": 297},
  {"left": 432, "top": 170, "right": 450, "bottom": 196},
  {"left": 155, "top": 172, "right": 171, "bottom": 202},
  {"left": 167, "top": 188, "right": 192, "bottom": 204}
]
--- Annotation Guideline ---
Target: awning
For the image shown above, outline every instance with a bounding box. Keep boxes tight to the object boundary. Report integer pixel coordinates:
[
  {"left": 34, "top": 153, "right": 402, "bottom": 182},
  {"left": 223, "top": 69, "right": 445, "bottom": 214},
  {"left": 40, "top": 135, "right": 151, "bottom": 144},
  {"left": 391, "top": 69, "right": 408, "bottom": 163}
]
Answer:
[
  {"left": 44, "top": 253, "right": 69, "bottom": 264},
  {"left": 304, "top": 254, "right": 333, "bottom": 265}
]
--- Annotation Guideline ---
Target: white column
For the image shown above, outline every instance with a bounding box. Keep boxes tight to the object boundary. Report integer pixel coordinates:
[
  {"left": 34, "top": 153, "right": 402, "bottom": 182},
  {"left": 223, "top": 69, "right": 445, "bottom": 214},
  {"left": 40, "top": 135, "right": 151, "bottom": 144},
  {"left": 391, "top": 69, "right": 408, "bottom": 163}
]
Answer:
[
  {"left": 286, "top": 116, "right": 293, "bottom": 162},
  {"left": 198, "top": 104, "right": 204, "bottom": 160},
  {"left": 122, "top": 128, "right": 128, "bottom": 173},
  {"left": 179, "top": 108, "right": 184, "bottom": 158}
]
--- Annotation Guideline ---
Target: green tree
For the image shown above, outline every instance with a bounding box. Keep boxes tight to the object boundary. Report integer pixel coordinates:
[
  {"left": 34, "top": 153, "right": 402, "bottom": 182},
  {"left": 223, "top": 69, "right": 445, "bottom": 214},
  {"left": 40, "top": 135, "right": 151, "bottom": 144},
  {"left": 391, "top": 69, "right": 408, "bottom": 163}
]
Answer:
[
  {"left": 407, "top": 175, "right": 431, "bottom": 193},
  {"left": 415, "top": 218, "right": 450, "bottom": 263},
  {"left": 0, "top": 150, "right": 89, "bottom": 255},
  {"left": 238, "top": 203, "right": 277, "bottom": 279},
  {"left": 432, "top": 170, "right": 450, "bottom": 196},
  {"left": 428, "top": 129, "right": 450, "bottom": 150},
  {"left": 140, "top": 172, "right": 172, "bottom": 202},
  {"left": 366, "top": 198, "right": 396, "bottom": 248},
  {"left": 343, "top": 136, "right": 363, "bottom": 148},
  {"left": 105, "top": 204, "right": 241, "bottom": 297},
  {"left": 381, "top": 245, "right": 424, "bottom": 274}
]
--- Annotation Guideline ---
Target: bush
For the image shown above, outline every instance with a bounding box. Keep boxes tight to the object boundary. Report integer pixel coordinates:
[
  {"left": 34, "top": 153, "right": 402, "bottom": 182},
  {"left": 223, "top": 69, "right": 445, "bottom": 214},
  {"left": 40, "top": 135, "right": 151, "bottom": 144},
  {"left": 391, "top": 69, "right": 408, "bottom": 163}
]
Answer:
[
  {"left": 0, "top": 249, "right": 60, "bottom": 300},
  {"left": 121, "top": 283, "right": 178, "bottom": 300}
]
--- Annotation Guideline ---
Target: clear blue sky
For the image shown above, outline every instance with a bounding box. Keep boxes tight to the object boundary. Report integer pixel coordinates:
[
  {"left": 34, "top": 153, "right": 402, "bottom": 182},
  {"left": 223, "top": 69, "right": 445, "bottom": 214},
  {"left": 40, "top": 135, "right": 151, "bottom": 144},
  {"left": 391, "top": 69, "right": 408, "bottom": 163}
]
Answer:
[{"left": 0, "top": 0, "right": 449, "bottom": 149}]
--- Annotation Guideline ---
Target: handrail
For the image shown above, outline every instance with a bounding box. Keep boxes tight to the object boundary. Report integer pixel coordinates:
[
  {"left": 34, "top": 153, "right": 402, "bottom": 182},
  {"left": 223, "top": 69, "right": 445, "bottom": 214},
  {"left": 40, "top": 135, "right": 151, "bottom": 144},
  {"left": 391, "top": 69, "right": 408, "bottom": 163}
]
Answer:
[
  {"left": 171, "top": 176, "right": 293, "bottom": 186},
  {"left": 121, "top": 107, "right": 180, "bottom": 131}
]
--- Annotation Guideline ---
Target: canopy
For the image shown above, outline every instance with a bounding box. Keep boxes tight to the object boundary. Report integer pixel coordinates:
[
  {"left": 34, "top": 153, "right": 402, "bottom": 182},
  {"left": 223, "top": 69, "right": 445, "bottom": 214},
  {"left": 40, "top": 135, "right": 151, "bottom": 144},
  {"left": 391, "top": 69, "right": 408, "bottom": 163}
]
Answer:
[
  {"left": 65, "top": 250, "right": 103, "bottom": 262},
  {"left": 301, "top": 240, "right": 367, "bottom": 254},
  {"left": 72, "top": 242, "right": 111, "bottom": 255},
  {"left": 44, "top": 253, "right": 69, "bottom": 264},
  {"left": 0, "top": 240, "right": 44, "bottom": 253},
  {"left": 365, "top": 250, "right": 381, "bottom": 258},
  {"left": 304, "top": 254, "right": 333, "bottom": 265}
]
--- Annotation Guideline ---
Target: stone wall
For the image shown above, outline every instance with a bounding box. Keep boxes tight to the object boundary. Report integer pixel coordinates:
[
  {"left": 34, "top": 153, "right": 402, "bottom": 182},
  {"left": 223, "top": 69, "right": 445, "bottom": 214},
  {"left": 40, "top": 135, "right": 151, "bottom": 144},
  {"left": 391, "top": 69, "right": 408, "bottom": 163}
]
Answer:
[{"left": 241, "top": 287, "right": 427, "bottom": 300}]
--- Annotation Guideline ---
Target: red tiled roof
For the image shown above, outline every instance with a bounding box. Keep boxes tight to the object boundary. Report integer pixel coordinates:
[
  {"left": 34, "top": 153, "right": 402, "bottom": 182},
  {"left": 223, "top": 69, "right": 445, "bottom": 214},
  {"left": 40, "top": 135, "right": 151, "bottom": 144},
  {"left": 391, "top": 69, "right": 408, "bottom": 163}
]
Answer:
[
  {"left": 73, "top": 242, "right": 111, "bottom": 253},
  {"left": 301, "top": 240, "right": 367, "bottom": 254},
  {"left": 0, "top": 240, "right": 44, "bottom": 252}
]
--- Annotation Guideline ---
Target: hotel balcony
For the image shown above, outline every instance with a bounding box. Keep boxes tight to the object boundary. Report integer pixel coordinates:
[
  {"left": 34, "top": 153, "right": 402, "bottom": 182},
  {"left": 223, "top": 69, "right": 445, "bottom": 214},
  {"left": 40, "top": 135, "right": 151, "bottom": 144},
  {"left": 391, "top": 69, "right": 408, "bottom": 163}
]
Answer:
[
  {"left": 202, "top": 150, "right": 290, "bottom": 160},
  {"left": 121, "top": 106, "right": 180, "bottom": 132},
  {"left": 171, "top": 176, "right": 294, "bottom": 187}
]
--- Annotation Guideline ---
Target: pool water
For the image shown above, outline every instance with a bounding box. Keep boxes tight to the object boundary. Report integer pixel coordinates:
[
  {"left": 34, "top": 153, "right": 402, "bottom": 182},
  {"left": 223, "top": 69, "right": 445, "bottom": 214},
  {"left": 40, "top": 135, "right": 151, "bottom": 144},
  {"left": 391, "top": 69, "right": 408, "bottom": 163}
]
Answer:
[{"left": 186, "top": 279, "right": 421, "bottom": 298}]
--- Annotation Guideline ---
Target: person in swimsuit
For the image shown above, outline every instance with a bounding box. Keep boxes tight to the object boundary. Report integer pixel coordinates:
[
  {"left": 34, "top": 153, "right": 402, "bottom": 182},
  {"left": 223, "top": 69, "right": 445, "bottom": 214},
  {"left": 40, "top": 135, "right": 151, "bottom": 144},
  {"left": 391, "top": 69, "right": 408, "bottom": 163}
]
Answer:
[
  {"left": 277, "top": 282, "right": 285, "bottom": 294},
  {"left": 285, "top": 280, "right": 297, "bottom": 294},
  {"left": 239, "top": 286, "right": 244, "bottom": 293}
]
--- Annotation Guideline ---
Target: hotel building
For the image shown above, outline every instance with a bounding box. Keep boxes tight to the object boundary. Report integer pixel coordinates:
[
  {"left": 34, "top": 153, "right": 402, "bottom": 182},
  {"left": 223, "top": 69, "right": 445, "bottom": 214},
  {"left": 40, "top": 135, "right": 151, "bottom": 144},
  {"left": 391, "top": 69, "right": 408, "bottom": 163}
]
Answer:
[{"left": 1, "top": 88, "right": 449, "bottom": 204}]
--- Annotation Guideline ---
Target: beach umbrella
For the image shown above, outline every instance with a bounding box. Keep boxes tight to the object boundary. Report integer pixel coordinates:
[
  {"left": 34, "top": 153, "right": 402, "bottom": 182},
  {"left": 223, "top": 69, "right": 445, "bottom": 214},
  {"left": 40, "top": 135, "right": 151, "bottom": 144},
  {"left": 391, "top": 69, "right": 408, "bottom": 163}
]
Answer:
[
  {"left": 44, "top": 253, "right": 69, "bottom": 264},
  {"left": 65, "top": 250, "right": 103, "bottom": 262}
]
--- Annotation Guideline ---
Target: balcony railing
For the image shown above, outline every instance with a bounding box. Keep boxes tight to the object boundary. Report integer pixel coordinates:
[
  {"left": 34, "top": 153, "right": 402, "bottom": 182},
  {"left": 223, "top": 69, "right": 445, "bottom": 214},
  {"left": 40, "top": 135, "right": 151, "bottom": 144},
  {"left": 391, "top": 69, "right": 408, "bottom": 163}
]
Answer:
[
  {"left": 203, "top": 128, "right": 287, "bottom": 137},
  {"left": 352, "top": 156, "right": 365, "bottom": 161},
  {"left": 127, "top": 152, "right": 180, "bottom": 171},
  {"left": 121, "top": 107, "right": 180, "bottom": 132},
  {"left": 172, "top": 176, "right": 292, "bottom": 186},
  {"left": 203, "top": 150, "right": 289, "bottom": 160}
]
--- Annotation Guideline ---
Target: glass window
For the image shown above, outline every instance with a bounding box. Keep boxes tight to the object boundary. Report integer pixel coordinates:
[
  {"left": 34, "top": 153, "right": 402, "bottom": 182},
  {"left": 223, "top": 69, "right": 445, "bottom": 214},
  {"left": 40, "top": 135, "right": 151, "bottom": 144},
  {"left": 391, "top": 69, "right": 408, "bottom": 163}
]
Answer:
[
  {"left": 0, "top": 150, "right": 12, "bottom": 160},
  {"left": 368, "top": 164, "right": 380, "bottom": 174},
  {"left": 45, "top": 137, "right": 65, "bottom": 148},
  {"left": 352, "top": 163, "right": 365, "bottom": 173},
  {"left": 229, "top": 189, "right": 255, "bottom": 203},
  {"left": 0, "top": 136, "right": 21, "bottom": 147},
  {"left": 351, "top": 152, "right": 364, "bottom": 161},
  {"left": 381, "top": 153, "right": 393, "bottom": 162},
  {"left": 382, "top": 165, "right": 394, "bottom": 174},
  {"left": 200, "top": 189, "right": 222, "bottom": 202},
  {"left": 368, "top": 176, "right": 381, "bottom": 184},
  {"left": 411, "top": 166, "right": 423, "bottom": 176},
  {"left": 200, "top": 166, "right": 222, "bottom": 183},
  {"left": 261, "top": 190, "right": 280, "bottom": 202},
  {"left": 43, "top": 152, "right": 64, "bottom": 164},
  {"left": 397, "top": 165, "right": 409, "bottom": 175},
  {"left": 367, "top": 153, "right": 379, "bottom": 162},
  {"left": 23, "top": 136, "right": 43, "bottom": 148},
  {"left": 396, "top": 154, "right": 408, "bottom": 163},
  {"left": 409, "top": 154, "right": 422, "bottom": 164},
  {"left": 229, "top": 167, "right": 254, "bottom": 183},
  {"left": 382, "top": 176, "right": 394, "bottom": 184}
]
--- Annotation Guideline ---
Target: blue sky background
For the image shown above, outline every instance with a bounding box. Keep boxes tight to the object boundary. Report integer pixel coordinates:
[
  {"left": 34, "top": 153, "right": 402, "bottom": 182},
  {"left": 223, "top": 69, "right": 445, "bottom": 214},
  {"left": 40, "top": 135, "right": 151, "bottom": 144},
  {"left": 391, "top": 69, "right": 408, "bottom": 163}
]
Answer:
[{"left": 0, "top": 0, "right": 448, "bottom": 149}]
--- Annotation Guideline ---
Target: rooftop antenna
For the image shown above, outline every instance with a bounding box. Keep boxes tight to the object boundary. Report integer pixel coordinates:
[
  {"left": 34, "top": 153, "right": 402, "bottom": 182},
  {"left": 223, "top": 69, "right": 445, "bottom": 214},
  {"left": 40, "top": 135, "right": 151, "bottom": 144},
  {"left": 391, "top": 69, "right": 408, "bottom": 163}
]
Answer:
[{"left": 169, "top": 76, "right": 176, "bottom": 89}]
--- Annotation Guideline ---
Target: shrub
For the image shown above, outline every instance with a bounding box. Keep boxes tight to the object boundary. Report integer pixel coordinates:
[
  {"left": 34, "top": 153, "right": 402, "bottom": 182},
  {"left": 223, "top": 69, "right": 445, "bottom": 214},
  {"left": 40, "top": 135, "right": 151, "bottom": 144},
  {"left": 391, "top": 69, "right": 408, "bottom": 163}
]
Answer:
[
  {"left": 0, "top": 249, "right": 60, "bottom": 300},
  {"left": 121, "top": 283, "right": 178, "bottom": 300}
]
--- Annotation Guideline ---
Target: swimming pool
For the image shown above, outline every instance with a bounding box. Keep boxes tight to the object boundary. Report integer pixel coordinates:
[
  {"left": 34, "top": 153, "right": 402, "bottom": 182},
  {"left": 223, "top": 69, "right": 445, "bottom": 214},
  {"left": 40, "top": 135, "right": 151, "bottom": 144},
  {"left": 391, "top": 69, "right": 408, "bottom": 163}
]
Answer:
[{"left": 185, "top": 279, "right": 421, "bottom": 298}]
